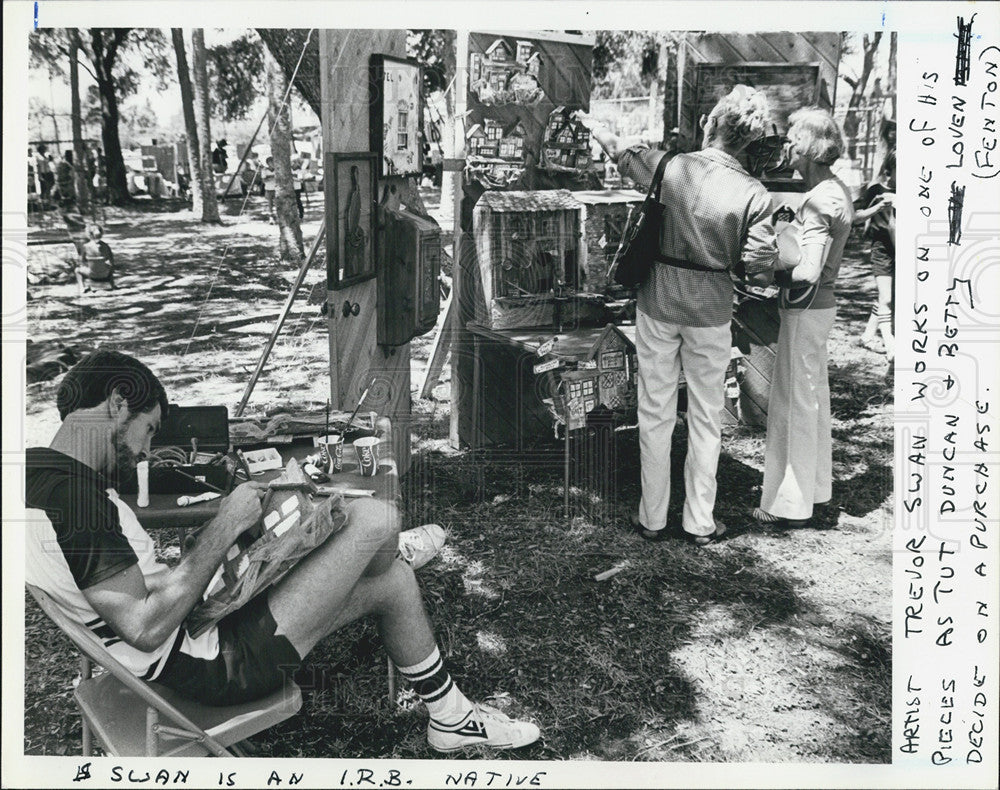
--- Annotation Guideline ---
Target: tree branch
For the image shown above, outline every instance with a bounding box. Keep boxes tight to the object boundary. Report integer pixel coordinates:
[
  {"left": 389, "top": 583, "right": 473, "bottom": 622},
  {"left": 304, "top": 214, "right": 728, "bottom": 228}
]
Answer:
[
  {"left": 75, "top": 51, "right": 98, "bottom": 81},
  {"left": 103, "top": 27, "right": 131, "bottom": 74}
]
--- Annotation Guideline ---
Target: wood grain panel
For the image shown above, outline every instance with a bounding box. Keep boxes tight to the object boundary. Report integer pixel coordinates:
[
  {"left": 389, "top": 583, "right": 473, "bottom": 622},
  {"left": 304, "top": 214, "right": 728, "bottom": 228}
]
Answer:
[
  {"left": 679, "top": 32, "right": 841, "bottom": 143},
  {"left": 320, "top": 29, "right": 412, "bottom": 473}
]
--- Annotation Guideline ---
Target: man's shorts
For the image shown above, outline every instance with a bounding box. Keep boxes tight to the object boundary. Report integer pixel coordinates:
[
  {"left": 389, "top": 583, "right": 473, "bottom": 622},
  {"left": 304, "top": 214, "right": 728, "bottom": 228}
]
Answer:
[
  {"left": 870, "top": 241, "right": 895, "bottom": 279},
  {"left": 156, "top": 593, "right": 301, "bottom": 706}
]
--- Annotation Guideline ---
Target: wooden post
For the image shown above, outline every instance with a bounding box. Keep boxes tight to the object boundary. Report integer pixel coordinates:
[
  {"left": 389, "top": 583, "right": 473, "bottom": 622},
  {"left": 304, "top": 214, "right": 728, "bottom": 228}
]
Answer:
[{"left": 319, "top": 30, "right": 412, "bottom": 473}]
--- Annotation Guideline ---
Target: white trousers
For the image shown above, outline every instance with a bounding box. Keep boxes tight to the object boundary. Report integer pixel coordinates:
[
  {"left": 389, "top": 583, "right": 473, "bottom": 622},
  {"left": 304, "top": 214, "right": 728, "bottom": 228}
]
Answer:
[
  {"left": 636, "top": 309, "right": 731, "bottom": 536},
  {"left": 760, "top": 307, "right": 836, "bottom": 520}
]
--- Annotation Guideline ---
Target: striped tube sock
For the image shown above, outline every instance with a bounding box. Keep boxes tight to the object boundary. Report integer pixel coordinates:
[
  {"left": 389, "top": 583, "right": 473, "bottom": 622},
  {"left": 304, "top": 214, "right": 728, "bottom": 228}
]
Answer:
[{"left": 397, "top": 647, "right": 474, "bottom": 725}]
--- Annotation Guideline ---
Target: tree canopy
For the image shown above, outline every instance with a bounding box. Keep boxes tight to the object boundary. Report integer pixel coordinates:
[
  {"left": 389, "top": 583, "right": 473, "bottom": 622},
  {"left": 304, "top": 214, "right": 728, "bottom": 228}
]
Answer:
[{"left": 207, "top": 32, "right": 266, "bottom": 121}]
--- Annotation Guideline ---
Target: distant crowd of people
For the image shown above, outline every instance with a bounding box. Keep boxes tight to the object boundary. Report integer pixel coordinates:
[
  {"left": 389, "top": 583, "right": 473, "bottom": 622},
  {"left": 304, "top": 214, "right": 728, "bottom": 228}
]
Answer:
[{"left": 28, "top": 142, "right": 107, "bottom": 211}]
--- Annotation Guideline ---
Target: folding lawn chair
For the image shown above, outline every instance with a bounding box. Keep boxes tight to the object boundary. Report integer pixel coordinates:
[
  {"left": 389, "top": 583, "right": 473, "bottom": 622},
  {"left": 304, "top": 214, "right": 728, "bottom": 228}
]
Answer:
[{"left": 27, "top": 584, "right": 302, "bottom": 757}]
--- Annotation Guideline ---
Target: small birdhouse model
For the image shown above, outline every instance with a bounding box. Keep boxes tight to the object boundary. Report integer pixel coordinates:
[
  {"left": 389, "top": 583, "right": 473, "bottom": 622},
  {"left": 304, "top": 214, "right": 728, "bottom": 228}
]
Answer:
[
  {"left": 498, "top": 122, "right": 526, "bottom": 160},
  {"left": 585, "top": 324, "right": 636, "bottom": 410},
  {"left": 540, "top": 110, "right": 592, "bottom": 174},
  {"left": 470, "top": 38, "right": 544, "bottom": 107},
  {"left": 472, "top": 190, "right": 584, "bottom": 330},
  {"left": 487, "top": 39, "right": 513, "bottom": 61},
  {"left": 558, "top": 368, "right": 601, "bottom": 430},
  {"left": 466, "top": 124, "right": 487, "bottom": 156}
]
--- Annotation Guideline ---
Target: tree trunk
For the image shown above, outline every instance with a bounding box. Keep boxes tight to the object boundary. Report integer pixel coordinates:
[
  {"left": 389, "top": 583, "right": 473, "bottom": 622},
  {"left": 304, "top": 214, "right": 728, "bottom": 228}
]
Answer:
[
  {"left": 256, "top": 28, "right": 429, "bottom": 221},
  {"left": 842, "top": 32, "right": 882, "bottom": 161},
  {"left": 190, "top": 29, "right": 221, "bottom": 223},
  {"left": 172, "top": 28, "right": 204, "bottom": 216},
  {"left": 266, "top": 51, "right": 304, "bottom": 261},
  {"left": 69, "top": 30, "right": 91, "bottom": 216},
  {"left": 89, "top": 29, "right": 131, "bottom": 206}
]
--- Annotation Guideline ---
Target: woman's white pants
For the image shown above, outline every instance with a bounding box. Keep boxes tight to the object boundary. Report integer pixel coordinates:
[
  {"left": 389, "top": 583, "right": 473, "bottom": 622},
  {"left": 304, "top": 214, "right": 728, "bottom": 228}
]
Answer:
[
  {"left": 760, "top": 307, "right": 837, "bottom": 520},
  {"left": 636, "top": 309, "right": 731, "bottom": 537}
]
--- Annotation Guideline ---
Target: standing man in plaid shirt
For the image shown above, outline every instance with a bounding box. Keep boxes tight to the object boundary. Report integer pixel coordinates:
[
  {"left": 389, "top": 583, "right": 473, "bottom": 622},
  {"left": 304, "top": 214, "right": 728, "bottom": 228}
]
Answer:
[{"left": 575, "top": 86, "right": 779, "bottom": 545}]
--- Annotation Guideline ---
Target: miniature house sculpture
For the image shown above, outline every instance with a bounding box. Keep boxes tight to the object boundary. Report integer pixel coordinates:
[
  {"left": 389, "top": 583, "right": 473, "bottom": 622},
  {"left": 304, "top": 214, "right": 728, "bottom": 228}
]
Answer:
[
  {"left": 473, "top": 190, "right": 584, "bottom": 330},
  {"left": 541, "top": 110, "right": 592, "bottom": 172},
  {"left": 544, "top": 324, "right": 637, "bottom": 431},
  {"left": 469, "top": 37, "right": 544, "bottom": 107}
]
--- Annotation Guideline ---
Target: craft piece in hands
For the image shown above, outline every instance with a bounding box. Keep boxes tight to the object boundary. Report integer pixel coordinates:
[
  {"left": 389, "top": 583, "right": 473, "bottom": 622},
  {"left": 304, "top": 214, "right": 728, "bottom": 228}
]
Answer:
[{"left": 187, "top": 458, "right": 348, "bottom": 637}]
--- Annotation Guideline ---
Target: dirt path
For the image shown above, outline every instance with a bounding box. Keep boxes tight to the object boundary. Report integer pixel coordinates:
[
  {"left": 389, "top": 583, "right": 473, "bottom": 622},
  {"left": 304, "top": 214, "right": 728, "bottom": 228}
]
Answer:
[{"left": 22, "top": 195, "right": 892, "bottom": 762}]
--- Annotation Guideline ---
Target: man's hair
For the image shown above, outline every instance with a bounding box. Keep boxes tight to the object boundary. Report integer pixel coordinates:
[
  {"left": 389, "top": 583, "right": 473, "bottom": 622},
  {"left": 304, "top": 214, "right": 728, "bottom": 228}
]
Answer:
[
  {"left": 703, "top": 85, "right": 770, "bottom": 151},
  {"left": 788, "top": 108, "right": 844, "bottom": 166},
  {"left": 56, "top": 350, "right": 168, "bottom": 421}
]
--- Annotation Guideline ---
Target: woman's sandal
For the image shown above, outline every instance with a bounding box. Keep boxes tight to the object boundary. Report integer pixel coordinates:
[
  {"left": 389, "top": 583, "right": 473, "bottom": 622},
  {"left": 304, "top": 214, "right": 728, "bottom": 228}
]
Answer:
[
  {"left": 751, "top": 507, "right": 809, "bottom": 529},
  {"left": 629, "top": 513, "right": 668, "bottom": 542},
  {"left": 688, "top": 520, "right": 727, "bottom": 546}
]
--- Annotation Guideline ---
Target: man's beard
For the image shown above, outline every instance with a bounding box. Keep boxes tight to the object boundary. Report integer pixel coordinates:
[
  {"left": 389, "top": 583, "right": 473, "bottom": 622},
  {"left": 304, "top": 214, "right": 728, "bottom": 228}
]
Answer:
[{"left": 110, "top": 428, "right": 139, "bottom": 486}]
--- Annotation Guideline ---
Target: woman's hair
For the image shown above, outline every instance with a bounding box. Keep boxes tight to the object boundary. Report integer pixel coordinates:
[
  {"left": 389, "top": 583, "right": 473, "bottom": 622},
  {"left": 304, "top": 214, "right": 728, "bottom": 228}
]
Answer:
[
  {"left": 703, "top": 85, "right": 770, "bottom": 150},
  {"left": 56, "top": 349, "right": 168, "bottom": 421},
  {"left": 880, "top": 149, "right": 896, "bottom": 177},
  {"left": 788, "top": 108, "right": 845, "bottom": 166}
]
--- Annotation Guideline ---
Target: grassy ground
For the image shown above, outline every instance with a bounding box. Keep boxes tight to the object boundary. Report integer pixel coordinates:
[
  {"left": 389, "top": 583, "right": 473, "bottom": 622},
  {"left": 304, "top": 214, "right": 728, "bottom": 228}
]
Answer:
[{"left": 22, "top": 191, "right": 892, "bottom": 762}]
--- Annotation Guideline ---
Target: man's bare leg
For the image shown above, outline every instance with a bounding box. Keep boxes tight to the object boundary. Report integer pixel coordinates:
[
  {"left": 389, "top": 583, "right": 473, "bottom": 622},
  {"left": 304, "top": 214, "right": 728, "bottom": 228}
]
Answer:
[
  {"left": 265, "top": 497, "right": 541, "bottom": 751},
  {"left": 267, "top": 497, "right": 432, "bottom": 662}
]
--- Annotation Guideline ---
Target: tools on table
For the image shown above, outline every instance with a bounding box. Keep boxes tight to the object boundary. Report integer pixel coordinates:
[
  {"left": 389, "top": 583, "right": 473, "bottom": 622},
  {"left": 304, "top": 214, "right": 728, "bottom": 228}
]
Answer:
[
  {"left": 177, "top": 491, "right": 222, "bottom": 507},
  {"left": 344, "top": 377, "right": 378, "bottom": 435}
]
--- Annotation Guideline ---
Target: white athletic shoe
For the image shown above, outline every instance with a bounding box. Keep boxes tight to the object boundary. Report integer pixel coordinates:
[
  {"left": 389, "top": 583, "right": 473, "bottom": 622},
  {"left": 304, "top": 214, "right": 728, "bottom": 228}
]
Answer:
[
  {"left": 427, "top": 703, "right": 541, "bottom": 752},
  {"left": 397, "top": 523, "right": 447, "bottom": 570}
]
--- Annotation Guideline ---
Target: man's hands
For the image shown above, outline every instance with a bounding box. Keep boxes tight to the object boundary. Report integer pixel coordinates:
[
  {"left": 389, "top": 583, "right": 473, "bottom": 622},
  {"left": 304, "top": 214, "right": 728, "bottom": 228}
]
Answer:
[{"left": 213, "top": 481, "right": 266, "bottom": 542}]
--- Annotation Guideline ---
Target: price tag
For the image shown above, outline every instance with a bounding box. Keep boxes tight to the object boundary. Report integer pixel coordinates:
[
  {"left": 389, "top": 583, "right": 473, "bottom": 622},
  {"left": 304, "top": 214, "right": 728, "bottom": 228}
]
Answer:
[
  {"left": 533, "top": 358, "right": 562, "bottom": 375},
  {"left": 536, "top": 337, "right": 558, "bottom": 356}
]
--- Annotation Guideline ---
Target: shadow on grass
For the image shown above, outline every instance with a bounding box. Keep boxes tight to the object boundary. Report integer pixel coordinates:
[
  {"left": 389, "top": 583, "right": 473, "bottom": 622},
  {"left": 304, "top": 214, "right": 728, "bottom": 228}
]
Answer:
[{"left": 23, "top": 203, "right": 891, "bottom": 761}]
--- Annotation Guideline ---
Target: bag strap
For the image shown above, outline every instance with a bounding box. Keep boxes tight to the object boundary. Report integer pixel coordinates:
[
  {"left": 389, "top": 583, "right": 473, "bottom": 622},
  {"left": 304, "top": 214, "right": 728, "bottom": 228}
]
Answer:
[{"left": 644, "top": 152, "right": 670, "bottom": 203}]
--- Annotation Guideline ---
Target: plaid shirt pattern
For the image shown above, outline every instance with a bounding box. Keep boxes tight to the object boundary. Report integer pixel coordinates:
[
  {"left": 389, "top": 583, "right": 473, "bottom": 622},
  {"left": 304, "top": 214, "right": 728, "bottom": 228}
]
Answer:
[{"left": 618, "top": 146, "right": 778, "bottom": 327}]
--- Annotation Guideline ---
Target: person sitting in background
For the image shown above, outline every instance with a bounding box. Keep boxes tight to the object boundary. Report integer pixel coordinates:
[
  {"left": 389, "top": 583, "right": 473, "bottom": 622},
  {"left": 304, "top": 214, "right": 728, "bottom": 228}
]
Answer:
[
  {"left": 854, "top": 150, "right": 896, "bottom": 360},
  {"left": 25, "top": 350, "right": 540, "bottom": 753},
  {"left": 75, "top": 224, "right": 116, "bottom": 294}
]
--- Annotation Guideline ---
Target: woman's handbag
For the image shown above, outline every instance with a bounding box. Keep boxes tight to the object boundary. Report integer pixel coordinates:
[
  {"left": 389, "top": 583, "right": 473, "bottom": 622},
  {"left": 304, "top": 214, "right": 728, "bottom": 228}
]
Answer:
[
  {"left": 609, "top": 153, "right": 671, "bottom": 289},
  {"left": 775, "top": 221, "right": 834, "bottom": 310}
]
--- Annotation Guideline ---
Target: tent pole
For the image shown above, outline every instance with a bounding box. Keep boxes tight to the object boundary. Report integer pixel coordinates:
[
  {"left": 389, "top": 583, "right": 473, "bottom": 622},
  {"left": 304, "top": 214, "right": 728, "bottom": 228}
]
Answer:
[{"left": 234, "top": 224, "right": 326, "bottom": 417}]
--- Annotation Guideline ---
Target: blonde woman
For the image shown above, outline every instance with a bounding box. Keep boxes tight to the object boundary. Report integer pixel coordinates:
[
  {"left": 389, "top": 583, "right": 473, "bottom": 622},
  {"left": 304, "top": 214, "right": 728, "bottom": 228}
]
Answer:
[
  {"left": 577, "top": 85, "right": 779, "bottom": 545},
  {"left": 754, "top": 109, "right": 854, "bottom": 528}
]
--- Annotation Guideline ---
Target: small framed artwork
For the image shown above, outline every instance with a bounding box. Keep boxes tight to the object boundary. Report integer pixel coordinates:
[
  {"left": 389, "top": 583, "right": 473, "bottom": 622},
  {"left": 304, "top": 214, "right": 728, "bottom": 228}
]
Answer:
[
  {"left": 369, "top": 54, "right": 423, "bottom": 177},
  {"left": 325, "top": 152, "right": 378, "bottom": 290}
]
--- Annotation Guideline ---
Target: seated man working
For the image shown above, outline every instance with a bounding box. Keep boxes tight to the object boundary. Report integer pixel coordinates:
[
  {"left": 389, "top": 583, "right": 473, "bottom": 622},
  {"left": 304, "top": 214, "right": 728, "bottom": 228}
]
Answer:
[{"left": 25, "top": 349, "right": 540, "bottom": 753}]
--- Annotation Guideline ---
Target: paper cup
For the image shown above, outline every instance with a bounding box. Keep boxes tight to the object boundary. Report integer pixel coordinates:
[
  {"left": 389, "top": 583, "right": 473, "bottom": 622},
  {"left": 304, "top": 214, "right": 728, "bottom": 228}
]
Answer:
[
  {"left": 353, "top": 436, "right": 379, "bottom": 477},
  {"left": 318, "top": 434, "right": 344, "bottom": 474}
]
